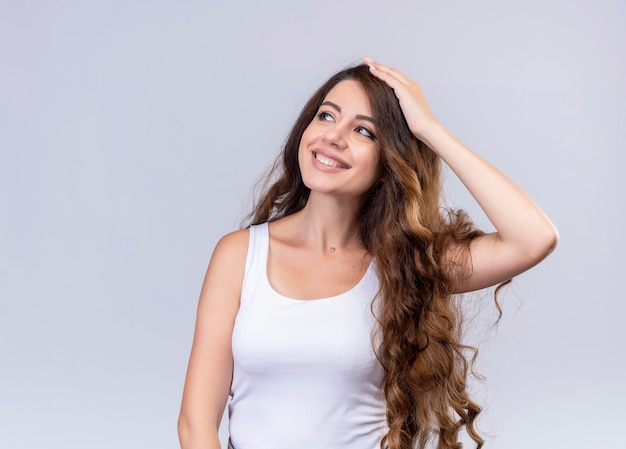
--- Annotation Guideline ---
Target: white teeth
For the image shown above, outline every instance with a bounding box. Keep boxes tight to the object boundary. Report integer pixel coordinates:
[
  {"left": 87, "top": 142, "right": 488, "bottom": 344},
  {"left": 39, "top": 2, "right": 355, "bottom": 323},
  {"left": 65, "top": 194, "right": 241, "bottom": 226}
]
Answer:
[{"left": 314, "top": 152, "right": 347, "bottom": 168}]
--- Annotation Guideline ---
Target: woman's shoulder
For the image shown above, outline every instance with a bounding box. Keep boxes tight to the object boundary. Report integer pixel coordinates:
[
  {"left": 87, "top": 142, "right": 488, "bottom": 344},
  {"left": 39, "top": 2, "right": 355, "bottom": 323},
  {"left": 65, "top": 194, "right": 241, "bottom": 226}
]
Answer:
[
  {"left": 216, "top": 227, "right": 250, "bottom": 249},
  {"left": 210, "top": 228, "right": 250, "bottom": 270}
]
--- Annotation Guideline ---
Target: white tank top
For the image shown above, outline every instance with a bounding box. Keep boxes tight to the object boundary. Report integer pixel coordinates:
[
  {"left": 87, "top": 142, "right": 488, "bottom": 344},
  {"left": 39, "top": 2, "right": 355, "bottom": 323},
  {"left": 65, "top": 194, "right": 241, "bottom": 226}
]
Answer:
[{"left": 229, "top": 223, "right": 388, "bottom": 449}]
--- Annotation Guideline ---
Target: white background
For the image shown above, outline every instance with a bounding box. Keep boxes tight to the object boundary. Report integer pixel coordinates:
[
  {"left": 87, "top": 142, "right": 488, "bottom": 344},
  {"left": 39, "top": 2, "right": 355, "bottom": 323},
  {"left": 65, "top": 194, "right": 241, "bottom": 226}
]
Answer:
[{"left": 1, "top": 1, "right": 624, "bottom": 448}]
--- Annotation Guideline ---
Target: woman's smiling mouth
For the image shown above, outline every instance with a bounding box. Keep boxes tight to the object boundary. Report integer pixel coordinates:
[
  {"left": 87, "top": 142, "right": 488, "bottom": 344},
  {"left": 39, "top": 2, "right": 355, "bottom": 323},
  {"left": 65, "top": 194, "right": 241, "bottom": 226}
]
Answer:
[{"left": 313, "top": 151, "right": 351, "bottom": 169}]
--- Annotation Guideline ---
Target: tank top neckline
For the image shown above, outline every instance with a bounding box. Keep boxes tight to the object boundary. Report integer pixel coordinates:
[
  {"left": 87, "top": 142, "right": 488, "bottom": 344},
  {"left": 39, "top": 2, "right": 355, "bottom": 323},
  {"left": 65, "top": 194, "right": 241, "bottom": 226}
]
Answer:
[{"left": 257, "top": 222, "right": 375, "bottom": 303}]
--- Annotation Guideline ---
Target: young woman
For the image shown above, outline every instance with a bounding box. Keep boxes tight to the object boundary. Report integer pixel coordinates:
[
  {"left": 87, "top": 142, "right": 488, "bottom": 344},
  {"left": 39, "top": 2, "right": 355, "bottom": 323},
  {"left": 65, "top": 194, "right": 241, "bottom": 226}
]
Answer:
[{"left": 178, "top": 58, "right": 559, "bottom": 449}]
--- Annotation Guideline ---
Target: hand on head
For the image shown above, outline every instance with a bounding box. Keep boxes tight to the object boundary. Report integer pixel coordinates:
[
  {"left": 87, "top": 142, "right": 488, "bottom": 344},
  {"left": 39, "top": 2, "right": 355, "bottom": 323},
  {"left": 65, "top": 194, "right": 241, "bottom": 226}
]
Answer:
[{"left": 363, "top": 57, "right": 439, "bottom": 142}]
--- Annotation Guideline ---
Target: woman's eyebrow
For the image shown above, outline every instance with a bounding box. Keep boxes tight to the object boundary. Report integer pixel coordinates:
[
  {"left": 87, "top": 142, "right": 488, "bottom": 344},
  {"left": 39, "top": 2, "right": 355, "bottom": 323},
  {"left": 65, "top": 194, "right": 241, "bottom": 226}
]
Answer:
[
  {"left": 321, "top": 100, "right": 341, "bottom": 112},
  {"left": 321, "top": 101, "right": 375, "bottom": 124}
]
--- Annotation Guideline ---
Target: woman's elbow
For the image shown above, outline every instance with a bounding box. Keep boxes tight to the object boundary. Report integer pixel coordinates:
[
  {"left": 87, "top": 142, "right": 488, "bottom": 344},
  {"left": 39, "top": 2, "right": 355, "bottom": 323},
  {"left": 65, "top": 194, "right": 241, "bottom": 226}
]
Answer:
[
  {"left": 528, "top": 222, "right": 559, "bottom": 263},
  {"left": 177, "top": 411, "right": 221, "bottom": 449},
  {"left": 177, "top": 413, "right": 191, "bottom": 447}
]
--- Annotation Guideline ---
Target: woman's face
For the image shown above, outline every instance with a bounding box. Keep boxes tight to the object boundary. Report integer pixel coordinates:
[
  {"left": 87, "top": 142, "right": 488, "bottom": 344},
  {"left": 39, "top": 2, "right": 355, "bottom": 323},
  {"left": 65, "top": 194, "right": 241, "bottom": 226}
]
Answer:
[{"left": 298, "top": 80, "right": 381, "bottom": 201}]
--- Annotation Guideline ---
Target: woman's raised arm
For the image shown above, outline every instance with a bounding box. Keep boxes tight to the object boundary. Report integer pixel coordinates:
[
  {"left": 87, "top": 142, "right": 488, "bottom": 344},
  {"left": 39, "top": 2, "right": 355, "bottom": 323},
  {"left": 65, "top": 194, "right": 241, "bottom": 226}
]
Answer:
[
  {"left": 178, "top": 230, "right": 248, "bottom": 449},
  {"left": 365, "top": 58, "right": 559, "bottom": 292}
]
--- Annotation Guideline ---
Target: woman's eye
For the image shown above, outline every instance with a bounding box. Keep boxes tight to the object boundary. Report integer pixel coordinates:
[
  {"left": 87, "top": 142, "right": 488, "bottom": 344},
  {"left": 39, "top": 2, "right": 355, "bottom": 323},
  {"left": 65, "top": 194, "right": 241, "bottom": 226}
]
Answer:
[
  {"left": 317, "top": 111, "right": 334, "bottom": 122},
  {"left": 356, "top": 126, "right": 376, "bottom": 140}
]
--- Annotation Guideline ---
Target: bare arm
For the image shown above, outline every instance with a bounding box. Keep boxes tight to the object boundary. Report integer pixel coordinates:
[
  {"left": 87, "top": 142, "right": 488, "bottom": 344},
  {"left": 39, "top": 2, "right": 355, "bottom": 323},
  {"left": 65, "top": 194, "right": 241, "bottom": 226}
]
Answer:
[
  {"left": 420, "top": 125, "right": 557, "bottom": 291},
  {"left": 365, "top": 58, "right": 559, "bottom": 292},
  {"left": 178, "top": 229, "right": 248, "bottom": 449}
]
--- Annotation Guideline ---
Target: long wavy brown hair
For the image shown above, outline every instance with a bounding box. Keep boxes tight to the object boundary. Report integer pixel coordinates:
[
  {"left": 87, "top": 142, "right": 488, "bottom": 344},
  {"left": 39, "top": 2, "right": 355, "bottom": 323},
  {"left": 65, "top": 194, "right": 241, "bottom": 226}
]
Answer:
[{"left": 248, "top": 64, "right": 494, "bottom": 449}]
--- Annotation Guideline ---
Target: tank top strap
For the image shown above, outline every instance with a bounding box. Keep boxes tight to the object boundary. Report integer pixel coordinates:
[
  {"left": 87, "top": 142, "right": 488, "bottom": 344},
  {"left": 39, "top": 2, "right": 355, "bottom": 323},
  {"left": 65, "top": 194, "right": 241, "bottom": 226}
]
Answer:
[{"left": 240, "top": 222, "right": 269, "bottom": 306}]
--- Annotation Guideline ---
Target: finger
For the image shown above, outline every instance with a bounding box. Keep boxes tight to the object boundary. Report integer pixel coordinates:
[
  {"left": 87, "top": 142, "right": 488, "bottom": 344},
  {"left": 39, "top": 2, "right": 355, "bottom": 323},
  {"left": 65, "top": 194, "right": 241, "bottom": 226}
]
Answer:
[
  {"left": 363, "top": 57, "right": 411, "bottom": 85},
  {"left": 366, "top": 63, "right": 405, "bottom": 92}
]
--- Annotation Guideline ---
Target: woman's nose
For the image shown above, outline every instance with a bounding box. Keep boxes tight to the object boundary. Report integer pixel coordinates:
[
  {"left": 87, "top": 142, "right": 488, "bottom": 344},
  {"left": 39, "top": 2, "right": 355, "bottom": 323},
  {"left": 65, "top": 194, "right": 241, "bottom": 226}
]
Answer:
[{"left": 322, "top": 124, "right": 348, "bottom": 148}]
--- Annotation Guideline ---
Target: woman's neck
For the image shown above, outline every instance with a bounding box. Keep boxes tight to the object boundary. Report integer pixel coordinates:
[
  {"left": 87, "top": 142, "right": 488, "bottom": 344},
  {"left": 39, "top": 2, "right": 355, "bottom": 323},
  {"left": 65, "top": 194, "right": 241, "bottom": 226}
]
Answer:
[{"left": 289, "top": 193, "right": 363, "bottom": 253}]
